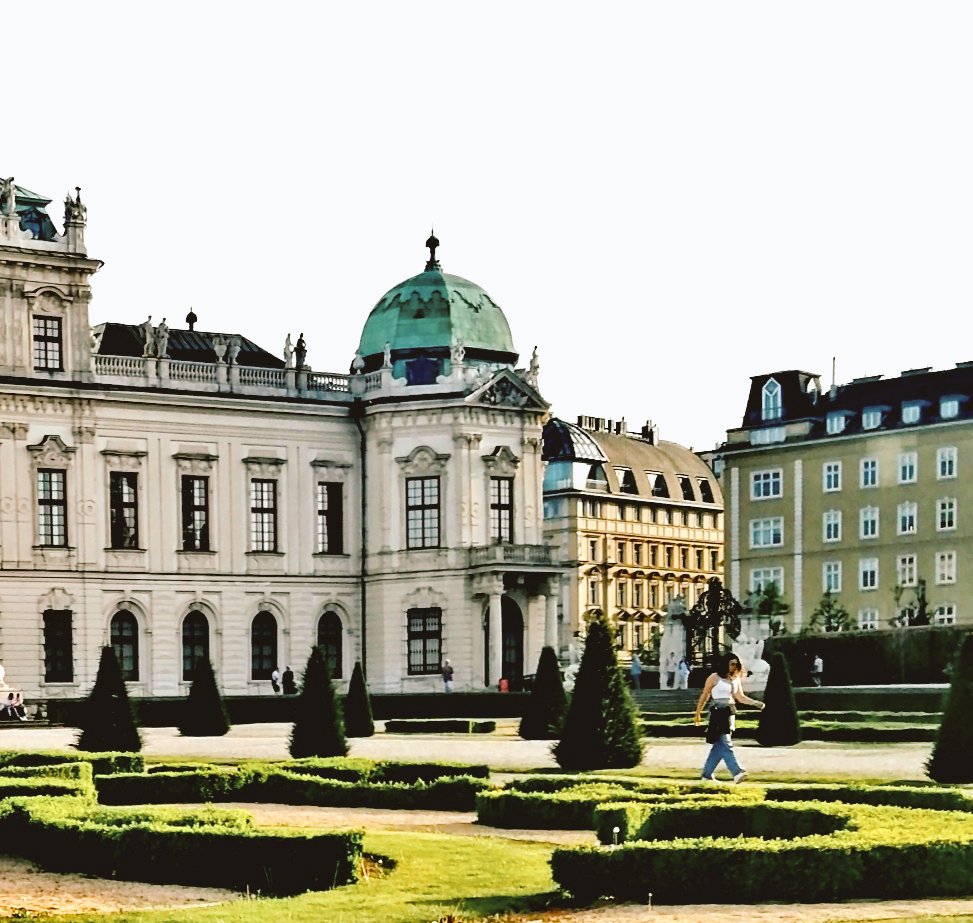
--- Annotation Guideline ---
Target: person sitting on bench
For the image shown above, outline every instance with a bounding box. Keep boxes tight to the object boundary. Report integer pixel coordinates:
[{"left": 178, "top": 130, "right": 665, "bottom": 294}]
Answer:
[{"left": 4, "top": 692, "right": 26, "bottom": 721}]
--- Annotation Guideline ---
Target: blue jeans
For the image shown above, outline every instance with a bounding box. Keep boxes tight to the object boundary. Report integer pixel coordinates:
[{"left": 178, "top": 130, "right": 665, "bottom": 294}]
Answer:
[{"left": 701, "top": 733, "right": 743, "bottom": 779}]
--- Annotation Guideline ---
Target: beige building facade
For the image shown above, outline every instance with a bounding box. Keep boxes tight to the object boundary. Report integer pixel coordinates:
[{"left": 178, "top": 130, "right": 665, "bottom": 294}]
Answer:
[{"left": 720, "top": 367, "right": 973, "bottom": 631}]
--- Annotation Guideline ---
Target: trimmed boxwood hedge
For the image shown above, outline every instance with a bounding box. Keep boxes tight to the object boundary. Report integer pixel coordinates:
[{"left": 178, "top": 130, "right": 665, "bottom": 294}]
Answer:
[
  {"left": 552, "top": 800, "right": 973, "bottom": 903},
  {"left": 0, "top": 750, "right": 143, "bottom": 776},
  {"left": 0, "top": 796, "right": 361, "bottom": 896}
]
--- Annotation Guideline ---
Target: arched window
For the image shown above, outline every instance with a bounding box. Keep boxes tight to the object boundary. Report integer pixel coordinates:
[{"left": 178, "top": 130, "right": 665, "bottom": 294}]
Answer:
[
  {"left": 762, "top": 379, "right": 782, "bottom": 421},
  {"left": 251, "top": 611, "right": 277, "bottom": 680},
  {"left": 182, "top": 610, "right": 209, "bottom": 681},
  {"left": 317, "top": 611, "right": 343, "bottom": 679},
  {"left": 110, "top": 610, "right": 139, "bottom": 681}
]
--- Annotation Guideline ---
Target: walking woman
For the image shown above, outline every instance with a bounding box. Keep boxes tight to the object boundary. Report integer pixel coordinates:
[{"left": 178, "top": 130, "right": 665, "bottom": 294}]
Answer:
[{"left": 693, "top": 651, "right": 764, "bottom": 783}]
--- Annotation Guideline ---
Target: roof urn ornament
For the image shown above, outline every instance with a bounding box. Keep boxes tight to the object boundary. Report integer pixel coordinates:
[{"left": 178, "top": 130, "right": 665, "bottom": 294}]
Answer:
[
  {"left": 425, "top": 230, "right": 441, "bottom": 271},
  {"left": 186, "top": 308, "right": 198, "bottom": 331},
  {"left": 212, "top": 335, "right": 227, "bottom": 362},
  {"left": 351, "top": 351, "right": 365, "bottom": 374}
]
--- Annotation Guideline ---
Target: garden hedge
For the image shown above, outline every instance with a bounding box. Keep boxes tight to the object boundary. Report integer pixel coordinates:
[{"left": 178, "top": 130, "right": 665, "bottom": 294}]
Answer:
[
  {"left": 383, "top": 719, "right": 496, "bottom": 734},
  {"left": 0, "top": 750, "right": 143, "bottom": 776}
]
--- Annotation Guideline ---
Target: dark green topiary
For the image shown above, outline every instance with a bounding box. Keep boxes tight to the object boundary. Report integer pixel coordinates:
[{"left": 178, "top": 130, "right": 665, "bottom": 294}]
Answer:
[
  {"left": 289, "top": 646, "right": 348, "bottom": 758},
  {"left": 343, "top": 661, "right": 374, "bottom": 738},
  {"left": 927, "top": 634, "right": 973, "bottom": 782},
  {"left": 519, "top": 646, "right": 568, "bottom": 739},
  {"left": 178, "top": 657, "right": 230, "bottom": 737},
  {"left": 756, "top": 652, "right": 802, "bottom": 746},
  {"left": 553, "top": 615, "right": 644, "bottom": 769},
  {"left": 76, "top": 646, "right": 142, "bottom": 753}
]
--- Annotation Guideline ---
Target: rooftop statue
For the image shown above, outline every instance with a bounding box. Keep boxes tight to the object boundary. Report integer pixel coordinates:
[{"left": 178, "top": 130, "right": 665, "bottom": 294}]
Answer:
[
  {"left": 64, "top": 187, "right": 86, "bottom": 223},
  {"left": 155, "top": 318, "right": 170, "bottom": 359},
  {"left": 294, "top": 333, "right": 307, "bottom": 370},
  {"left": 1, "top": 177, "right": 15, "bottom": 217},
  {"left": 383, "top": 341, "right": 392, "bottom": 369},
  {"left": 283, "top": 334, "right": 294, "bottom": 369},
  {"left": 526, "top": 345, "right": 539, "bottom": 387},
  {"left": 141, "top": 316, "right": 155, "bottom": 357},
  {"left": 227, "top": 335, "right": 242, "bottom": 365},
  {"left": 450, "top": 336, "right": 465, "bottom": 364}
]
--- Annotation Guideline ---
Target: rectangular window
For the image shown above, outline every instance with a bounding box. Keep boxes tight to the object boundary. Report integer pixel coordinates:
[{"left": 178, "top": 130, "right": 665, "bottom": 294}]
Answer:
[
  {"left": 649, "top": 545, "right": 657, "bottom": 566},
  {"left": 862, "top": 409, "right": 882, "bottom": 430},
  {"left": 710, "top": 549, "right": 718, "bottom": 571},
  {"left": 898, "top": 452, "right": 917, "bottom": 484},
  {"left": 860, "top": 506, "right": 879, "bottom": 539},
  {"left": 489, "top": 476, "right": 513, "bottom": 543},
  {"left": 32, "top": 315, "right": 63, "bottom": 371},
  {"left": 695, "top": 548, "right": 704, "bottom": 570},
  {"left": 823, "top": 510, "right": 842, "bottom": 543},
  {"left": 633, "top": 542, "right": 643, "bottom": 566},
  {"left": 249, "top": 479, "right": 278, "bottom": 552},
  {"left": 941, "top": 398, "right": 960, "bottom": 419},
  {"left": 751, "top": 469, "right": 783, "bottom": 499},
  {"left": 633, "top": 581, "right": 643, "bottom": 607},
  {"left": 316, "top": 481, "right": 344, "bottom": 554},
  {"left": 937, "top": 447, "right": 957, "bottom": 479},
  {"left": 37, "top": 469, "right": 67, "bottom": 547},
  {"left": 860, "top": 457, "right": 878, "bottom": 488},
  {"left": 649, "top": 584, "right": 658, "bottom": 608},
  {"left": 823, "top": 461, "right": 842, "bottom": 492},
  {"left": 680, "top": 547, "right": 689, "bottom": 568},
  {"left": 826, "top": 413, "right": 846, "bottom": 435},
  {"left": 588, "top": 538, "right": 599, "bottom": 561},
  {"left": 109, "top": 472, "right": 139, "bottom": 549},
  {"left": 750, "top": 567, "right": 784, "bottom": 593},
  {"left": 588, "top": 578, "right": 599, "bottom": 606},
  {"left": 858, "top": 608, "right": 879, "bottom": 631},
  {"left": 936, "top": 550, "right": 956, "bottom": 584},
  {"left": 616, "top": 541, "right": 626, "bottom": 563},
  {"left": 902, "top": 403, "right": 921, "bottom": 424},
  {"left": 750, "top": 517, "right": 784, "bottom": 548},
  {"left": 935, "top": 604, "right": 957, "bottom": 626},
  {"left": 406, "top": 607, "right": 442, "bottom": 675},
  {"left": 43, "top": 609, "right": 73, "bottom": 682},
  {"left": 616, "top": 580, "right": 627, "bottom": 607},
  {"left": 938, "top": 498, "right": 957, "bottom": 531},
  {"left": 898, "top": 501, "right": 917, "bottom": 535},
  {"left": 823, "top": 561, "right": 841, "bottom": 593},
  {"left": 406, "top": 476, "right": 440, "bottom": 549},
  {"left": 664, "top": 546, "right": 673, "bottom": 567},
  {"left": 181, "top": 476, "right": 210, "bottom": 551},
  {"left": 897, "top": 554, "right": 917, "bottom": 587},
  {"left": 859, "top": 558, "right": 878, "bottom": 590}
]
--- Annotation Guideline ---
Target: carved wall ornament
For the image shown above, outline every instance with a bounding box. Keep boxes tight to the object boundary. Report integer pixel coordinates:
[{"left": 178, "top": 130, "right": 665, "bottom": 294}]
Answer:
[
  {"left": 38, "top": 587, "right": 76, "bottom": 613},
  {"left": 173, "top": 452, "right": 217, "bottom": 476},
  {"left": 310, "top": 458, "right": 352, "bottom": 482},
  {"left": 395, "top": 445, "right": 450, "bottom": 476},
  {"left": 73, "top": 426, "right": 96, "bottom": 445},
  {"left": 482, "top": 444, "right": 520, "bottom": 475},
  {"left": 480, "top": 377, "right": 530, "bottom": 408},
  {"left": 24, "top": 286, "right": 73, "bottom": 308},
  {"left": 101, "top": 449, "right": 147, "bottom": 471},
  {"left": 27, "top": 434, "right": 76, "bottom": 467},
  {"left": 0, "top": 422, "right": 27, "bottom": 440},
  {"left": 243, "top": 456, "right": 286, "bottom": 479},
  {"left": 403, "top": 585, "right": 447, "bottom": 611}
]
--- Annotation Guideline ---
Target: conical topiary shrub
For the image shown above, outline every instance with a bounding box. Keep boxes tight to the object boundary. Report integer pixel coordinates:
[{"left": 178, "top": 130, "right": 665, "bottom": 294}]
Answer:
[
  {"left": 289, "top": 646, "right": 348, "bottom": 758},
  {"left": 553, "top": 615, "right": 644, "bottom": 769},
  {"left": 179, "top": 657, "right": 230, "bottom": 737},
  {"left": 519, "top": 645, "right": 568, "bottom": 740},
  {"left": 927, "top": 634, "right": 973, "bottom": 782},
  {"left": 76, "top": 646, "right": 142, "bottom": 753},
  {"left": 343, "top": 661, "right": 374, "bottom": 738},
  {"left": 756, "top": 651, "right": 801, "bottom": 746}
]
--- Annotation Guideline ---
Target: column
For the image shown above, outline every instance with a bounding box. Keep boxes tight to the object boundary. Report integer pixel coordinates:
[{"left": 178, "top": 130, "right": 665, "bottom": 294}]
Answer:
[
  {"left": 489, "top": 591, "right": 503, "bottom": 685},
  {"left": 545, "top": 578, "right": 560, "bottom": 649}
]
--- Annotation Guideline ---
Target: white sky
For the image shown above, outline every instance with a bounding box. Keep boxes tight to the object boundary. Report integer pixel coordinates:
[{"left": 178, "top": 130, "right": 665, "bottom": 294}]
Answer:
[{"left": 11, "top": 3, "right": 973, "bottom": 451}]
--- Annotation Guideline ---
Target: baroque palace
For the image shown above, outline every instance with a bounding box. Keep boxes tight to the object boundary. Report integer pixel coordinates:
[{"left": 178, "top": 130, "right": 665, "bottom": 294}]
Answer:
[
  {"left": 0, "top": 177, "right": 567, "bottom": 699},
  {"left": 719, "top": 366, "right": 973, "bottom": 631}
]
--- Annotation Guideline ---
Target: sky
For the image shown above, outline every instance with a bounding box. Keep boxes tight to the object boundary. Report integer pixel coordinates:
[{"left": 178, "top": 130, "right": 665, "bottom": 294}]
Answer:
[{"left": 10, "top": 3, "right": 973, "bottom": 451}]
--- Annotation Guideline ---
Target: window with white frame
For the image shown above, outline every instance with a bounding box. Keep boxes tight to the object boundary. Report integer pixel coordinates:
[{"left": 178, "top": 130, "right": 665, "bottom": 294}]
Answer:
[
  {"left": 823, "top": 509, "right": 842, "bottom": 543},
  {"left": 616, "top": 580, "right": 627, "bottom": 607},
  {"left": 898, "top": 452, "right": 917, "bottom": 484},
  {"left": 826, "top": 413, "right": 846, "bottom": 435},
  {"left": 751, "top": 469, "right": 783, "bottom": 499},
  {"left": 935, "top": 604, "right": 956, "bottom": 626},
  {"left": 859, "top": 558, "right": 878, "bottom": 591},
  {"left": 860, "top": 457, "right": 878, "bottom": 488},
  {"left": 897, "top": 554, "right": 917, "bottom": 587},
  {"left": 938, "top": 498, "right": 957, "bottom": 531},
  {"left": 823, "top": 462, "right": 842, "bottom": 492},
  {"left": 898, "top": 501, "right": 917, "bottom": 535},
  {"left": 633, "top": 581, "right": 643, "bottom": 607},
  {"left": 937, "top": 447, "right": 957, "bottom": 479},
  {"left": 33, "top": 315, "right": 63, "bottom": 371},
  {"left": 858, "top": 608, "right": 879, "bottom": 630},
  {"left": 936, "top": 550, "right": 956, "bottom": 584},
  {"left": 588, "top": 578, "right": 599, "bottom": 606},
  {"left": 762, "top": 378, "right": 782, "bottom": 421},
  {"left": 860, "top": 506, "right": 879, "bottom": 539},
  {"left": 862, "top": 409, "right": 882, "bottom": 430},
  {"left": 37, "top": 469, "right": 68, "bottom": 547},
  {"left": 901, "top": 403, "right": 921, "bottom": 424},
  {"left": 750, "top": 517, "right": 784, "bottom": 548},
  {"left": 588, "top": 538, "right": 599, "bottom": 560},
  {"left": 823, "top": 561, "right": 841, "bottom": 593},
  {"left": 940, "top": 397, "right": 959, "bottom": 419},
  {"left": 406, "top": 476, "right": 441, "bottom": 548},
  {"left": 750, "top": 567, "right": 784, "bottom": 594}
]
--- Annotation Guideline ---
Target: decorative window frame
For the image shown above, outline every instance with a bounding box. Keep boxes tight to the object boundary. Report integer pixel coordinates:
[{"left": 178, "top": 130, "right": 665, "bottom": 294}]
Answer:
[
  {"left": 397, "top": 446, "right": 450, "bottom": 550},
  {"left": 37, "top": 586, "right": 77, "bottom": 686},
  {"left": 105, "top": 596, "right": 150, "bottom": 689},
  {"left": 244, "top": 456, "right": 286, "bottom": 557},
  {"left": 174, "top": 451, "right": 218, "bottom": 556},
  {"left": 101, "top": 447, "right": 147, "bottom": 553},
  {"left": 25, "top": 286, "right": 72, "bottom": 375},
  {"left": 28, "top": 435, "right": 76, "bottom": 553},
  {"left": 402, "top": 586, "right": 448, "bottom": 679}
]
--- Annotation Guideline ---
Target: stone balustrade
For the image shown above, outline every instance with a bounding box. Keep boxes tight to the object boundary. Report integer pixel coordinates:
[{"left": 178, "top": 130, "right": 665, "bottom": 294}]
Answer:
[{"left": 469, "top": 544, "right": 553, "bottom": 566}]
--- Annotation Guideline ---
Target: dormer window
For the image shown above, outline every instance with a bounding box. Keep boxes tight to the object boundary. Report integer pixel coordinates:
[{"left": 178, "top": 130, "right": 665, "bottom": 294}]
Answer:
[
  {"left": 826, "top": 413, "right": 846, "bottom": 435},
  {"left": 614, "top": 467, "right": 638, "bottom": 495},
  {"left": 941, "top": 398, "right": 960, "bottom": 420},
  {"left": 677, "top": 475, "right": 695, "bottom": 501},
  {"left": 901, "top": 403, "right": 921, "bottom": 425},
  {"left": 761, "top": 379, "right": 782, "bottom": 421},
  {"left": 862, "top": 408, "right": 882, "bottom": 430},
  {"left": 647, "top": 471, "right": 669, "bottom": 498}
]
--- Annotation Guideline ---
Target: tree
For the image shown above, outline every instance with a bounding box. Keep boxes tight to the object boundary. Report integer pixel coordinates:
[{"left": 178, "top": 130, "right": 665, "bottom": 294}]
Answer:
[
  {"left": 746, "top": 583, "right": 791, "bottom": 636},
  {"left": 553, "top": 614, "right": 644, "bottom": 769},
  {"left": 683, "top": 577, "right": 743, "bottom": 667},
  {"left": 756, "top": 652, "right": 801, "bottom": 746},
  {"left": 76, "top": 646, "right": 142, "bottom": 753},
  {"left": 808, "top": 591, "right": 852, "bottom": 633},
  {"left": 343, "top": 661, "right": 374, "bottom": 738},
  {"left": 289, "top": 646, "right": 348, "bottom": 758},
  {"left": 927, "top": 634, "right": 973, "bottom": 782},
  {"left": 519, "top": 646, "right": 568, "bottom": 740},
  {"left": 178, "top": 657, "right": 230, "bottom": 737}
]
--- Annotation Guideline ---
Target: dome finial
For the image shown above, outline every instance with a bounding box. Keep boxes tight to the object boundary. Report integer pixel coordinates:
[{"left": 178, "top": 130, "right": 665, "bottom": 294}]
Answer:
[{"left": 425, "top": 228, "right": 441, "bottom": 271}]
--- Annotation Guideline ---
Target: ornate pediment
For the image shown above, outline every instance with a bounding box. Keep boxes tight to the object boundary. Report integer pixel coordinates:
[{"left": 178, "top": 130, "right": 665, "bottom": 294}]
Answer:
[
  {"left": 468, "top": 369, "right": 548, "bottom": 411},
  {"left": 310, "top": 457, "right": 353, "bottom": 482},
  {"left": 243, "top": 456, "right": 286, "bottom": 479},
  {"left": 27, "top": 434, "right": 76, "bottom": 467},
  {"left": 395, "top": 445, "right": 450, "bottom": 476},
  {"left": 173, "top": 452, "right": 218, "bottom": 476},
  {"left": 482, "top": 445, "right": 520, "bottom": 475}
]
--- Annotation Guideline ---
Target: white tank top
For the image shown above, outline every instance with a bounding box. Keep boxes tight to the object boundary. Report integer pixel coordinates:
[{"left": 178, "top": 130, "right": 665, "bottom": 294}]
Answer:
[{"left": 711, "top": 675, "right": 740, "bottom": 703}]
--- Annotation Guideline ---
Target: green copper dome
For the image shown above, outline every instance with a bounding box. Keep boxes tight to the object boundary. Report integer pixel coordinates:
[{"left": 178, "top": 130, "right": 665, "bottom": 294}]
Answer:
[{"left": 357, "top": 237, "right": 517, "bottom": 371}]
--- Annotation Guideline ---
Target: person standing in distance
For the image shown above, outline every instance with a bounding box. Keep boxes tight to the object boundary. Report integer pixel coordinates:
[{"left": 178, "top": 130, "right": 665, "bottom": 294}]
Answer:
[
  {"left": 811, "top": 653, "right": 824, "bottom": 687},
  {"left": 271, "top": 667, "right": 281, "bottom": 694},
  {"left": 441, "top": 659, "right": 454, "bottom": 693}
]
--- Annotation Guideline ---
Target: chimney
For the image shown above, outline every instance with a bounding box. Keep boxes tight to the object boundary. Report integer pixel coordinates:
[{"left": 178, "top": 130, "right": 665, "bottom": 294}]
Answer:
[{"left": 641, "top": 420, "right": 659, "bottom": 444}]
